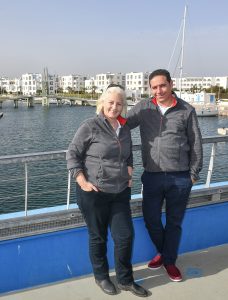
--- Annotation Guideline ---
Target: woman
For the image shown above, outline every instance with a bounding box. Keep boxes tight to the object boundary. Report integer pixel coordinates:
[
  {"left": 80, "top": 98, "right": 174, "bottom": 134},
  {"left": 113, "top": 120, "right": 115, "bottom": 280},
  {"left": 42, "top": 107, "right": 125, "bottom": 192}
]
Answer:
[{"left": 67, "top": 84, "right": 148, "bottom": 297}]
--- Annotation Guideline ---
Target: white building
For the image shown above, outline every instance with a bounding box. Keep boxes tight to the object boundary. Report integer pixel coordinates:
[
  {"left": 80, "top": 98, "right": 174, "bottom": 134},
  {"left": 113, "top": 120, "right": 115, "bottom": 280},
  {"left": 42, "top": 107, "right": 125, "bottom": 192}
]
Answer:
[
  {"left": 85, "top": 77, "right": 96, "bottom": 93},
  {"left": 0, "top": 77, "right": 21, "bottom": 94},
  {"left": 0, "top": 77, "right": 9, "bottom": 93},
  {"left": 176, "top": 91, "right": 216, "bottom": 104},
  {"left": 59, "top": 75, "right": 86, "bottom": 93},
  {"left": 21, "top": 73, "right": 42, "bottom": 95},
  {"left": 213, "top": 77, "right": 228, "bottom": 89},
  {"left": 95, "top": 73, "right": 125, "bottom": 93},
  {"left": 125, "top": 72, "right": 150, "bottom": 96},
  {"left": 47, "top": 74, "right": 58, "bottom": 95},
  {"left": 173, "top": 76, "right": 228, "bottom": 91}
]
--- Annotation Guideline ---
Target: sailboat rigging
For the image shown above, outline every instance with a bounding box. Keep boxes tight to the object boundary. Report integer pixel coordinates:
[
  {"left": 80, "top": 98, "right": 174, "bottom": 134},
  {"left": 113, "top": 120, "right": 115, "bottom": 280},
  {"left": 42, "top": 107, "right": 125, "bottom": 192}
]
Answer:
[{"left": 168, "top": 5, "right": 218, "bottom": 117}]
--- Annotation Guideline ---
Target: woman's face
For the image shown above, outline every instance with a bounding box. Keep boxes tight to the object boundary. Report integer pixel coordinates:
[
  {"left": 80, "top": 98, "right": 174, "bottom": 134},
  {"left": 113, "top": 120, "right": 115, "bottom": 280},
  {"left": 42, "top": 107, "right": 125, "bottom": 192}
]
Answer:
[{"left": 103, "top": 92, "right": 123, "bottom": 120}]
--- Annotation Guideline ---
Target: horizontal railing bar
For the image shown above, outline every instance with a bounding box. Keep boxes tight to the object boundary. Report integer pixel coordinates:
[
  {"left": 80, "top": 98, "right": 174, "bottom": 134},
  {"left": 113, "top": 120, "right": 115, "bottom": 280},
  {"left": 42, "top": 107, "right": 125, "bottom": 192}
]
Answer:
[
  {"left": 0, "top": 172, "right": 68, "bottom": 182},
  {"left": 190, "top": 184, "right": 228, "bottom": 197},
  {"left": 1, "top": 159, "right": 226, "bottom": 183},
  {"left": 0, "top": 136, "right": 228, "bottom": 165},
  {"left": 0, "top": 150, "right": 67, "bottom": 165},
  {"left": 202, "top": 135, "right": 228, "bottom": 144},
  {"left": 0, "top": 188, "right": 70, "bottom": 200}
]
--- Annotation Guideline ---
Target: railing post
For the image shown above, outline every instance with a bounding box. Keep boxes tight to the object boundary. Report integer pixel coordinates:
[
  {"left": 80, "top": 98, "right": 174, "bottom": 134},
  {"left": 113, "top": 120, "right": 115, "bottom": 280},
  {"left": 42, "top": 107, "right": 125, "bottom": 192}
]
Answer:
[
  {"left": 67, "top": 171, "right": 71, "bottom": 209},
  {"left": 25, "top": 162, "right": 28, "bottom": 216},
  {"left": 206, "top": 143, "right": 216, "bottom": 188}
]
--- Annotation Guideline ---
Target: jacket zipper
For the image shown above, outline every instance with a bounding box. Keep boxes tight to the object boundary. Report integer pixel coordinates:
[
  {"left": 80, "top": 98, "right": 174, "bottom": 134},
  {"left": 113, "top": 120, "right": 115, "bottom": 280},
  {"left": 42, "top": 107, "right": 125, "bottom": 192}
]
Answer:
[
  {"left": 159, "top": 115, "right": 163, "bottom": 137},
  {"left": 158, "top": 113, "right": 163, "bottom": 166},
  {"left": 116, "top": 135, "right": 122, "bottom": 191}
]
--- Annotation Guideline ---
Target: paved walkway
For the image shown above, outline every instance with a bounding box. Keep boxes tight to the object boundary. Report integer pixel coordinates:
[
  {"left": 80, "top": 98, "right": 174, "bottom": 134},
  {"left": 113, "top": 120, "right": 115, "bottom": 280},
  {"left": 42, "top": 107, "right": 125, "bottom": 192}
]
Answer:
[{"left": 1, "top": 244, "right": 228, "bottom": 300}]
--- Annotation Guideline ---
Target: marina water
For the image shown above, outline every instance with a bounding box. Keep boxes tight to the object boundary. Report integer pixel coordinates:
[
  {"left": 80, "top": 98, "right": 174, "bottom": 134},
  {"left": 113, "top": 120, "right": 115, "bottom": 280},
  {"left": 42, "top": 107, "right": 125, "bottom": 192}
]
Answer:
[{"left": 1, "top": 102, "right": 228, "bottom": 214}]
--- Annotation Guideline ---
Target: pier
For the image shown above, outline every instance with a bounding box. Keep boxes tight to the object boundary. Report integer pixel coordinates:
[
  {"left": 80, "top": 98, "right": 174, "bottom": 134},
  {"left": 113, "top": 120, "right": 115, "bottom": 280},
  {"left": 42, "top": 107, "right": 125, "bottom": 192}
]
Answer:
[
  {"left": 41, "top": 96, "right": 97, "bottom": 107},
  {"left": 0, "top": 95, "right": 97, "bottom": 108},
  {"left": 1, "top": 95, "right": 228, "bottom": 113},
  {"left": 0, "top": 96, "right": 34, "bottom": 108}
]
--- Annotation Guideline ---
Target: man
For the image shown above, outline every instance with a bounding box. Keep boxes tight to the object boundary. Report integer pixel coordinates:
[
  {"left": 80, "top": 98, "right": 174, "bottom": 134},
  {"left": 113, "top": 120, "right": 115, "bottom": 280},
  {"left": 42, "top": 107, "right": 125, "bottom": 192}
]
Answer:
[{"left": 127, "top": 69, "right": 203, "bottom": 282}]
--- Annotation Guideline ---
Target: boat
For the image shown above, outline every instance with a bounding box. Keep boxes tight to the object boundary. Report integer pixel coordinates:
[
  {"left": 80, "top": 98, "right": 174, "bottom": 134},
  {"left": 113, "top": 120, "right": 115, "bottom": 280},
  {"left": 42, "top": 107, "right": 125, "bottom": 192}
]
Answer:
[
  {"left": 48, "top": 98, "right": 58, "bottom": 104},
  {"left": 0, "top": 112, "right": 3, "bottom": 118},
  {"left": 62, "top": 98, "right": 72, "bottom": 105},
  {"left": 218, "top": 127, "right": 228, "bottom": 135},
  {"left": 195, "top": 106, "right": 218, "bottom": 117}
]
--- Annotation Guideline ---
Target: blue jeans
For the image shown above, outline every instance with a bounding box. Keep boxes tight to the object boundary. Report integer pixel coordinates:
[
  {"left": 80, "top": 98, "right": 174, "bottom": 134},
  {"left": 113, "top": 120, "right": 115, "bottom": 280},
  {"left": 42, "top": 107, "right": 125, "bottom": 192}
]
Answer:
[
  {"left": 76, "top": 184, "right": 134, "bottom": 284},
  {"left": 141, "top": 171, "right": 192, "bottom": 265}
]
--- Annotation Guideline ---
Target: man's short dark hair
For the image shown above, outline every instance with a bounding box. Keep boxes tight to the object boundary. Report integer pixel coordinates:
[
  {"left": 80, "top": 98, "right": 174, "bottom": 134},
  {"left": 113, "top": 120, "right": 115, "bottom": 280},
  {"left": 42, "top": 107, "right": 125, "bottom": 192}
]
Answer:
[{"left": 149, "top": 69, "right": 172, "bottom": 87}]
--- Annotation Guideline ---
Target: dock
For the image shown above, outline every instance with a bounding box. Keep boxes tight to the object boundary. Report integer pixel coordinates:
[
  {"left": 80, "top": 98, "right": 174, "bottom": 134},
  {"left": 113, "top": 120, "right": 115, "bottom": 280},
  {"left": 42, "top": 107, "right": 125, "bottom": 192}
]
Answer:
[
  {"left": 1, "top": 244, "right": 228, "bottom": 300},
  {"left": 0, "top": 95, "right": 97, "bottom": 108}
]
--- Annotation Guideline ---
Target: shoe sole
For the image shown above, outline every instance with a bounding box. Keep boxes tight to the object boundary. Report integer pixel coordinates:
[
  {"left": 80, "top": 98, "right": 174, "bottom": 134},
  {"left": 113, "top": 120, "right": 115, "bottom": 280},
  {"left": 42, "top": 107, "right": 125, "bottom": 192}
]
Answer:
[
  {"left": 148, "top": 264, "right": 163, "bottom": 270},
  {"left": 95, "top": 281, "right": 117, "bottom": 295},
  {"left": 118, "top": 286, "right": 148, "bottom": 298},
  {"left": 163, "top": 266, "right": 183, "bottom": 282},
  {"left": 167, "top": 277, "right": 182, "bottom": 282}
]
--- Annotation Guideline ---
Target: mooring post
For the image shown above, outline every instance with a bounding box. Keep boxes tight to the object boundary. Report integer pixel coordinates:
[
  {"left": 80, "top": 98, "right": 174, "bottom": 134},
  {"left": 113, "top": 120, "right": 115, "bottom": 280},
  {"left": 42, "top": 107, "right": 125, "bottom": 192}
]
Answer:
[
  {"left": 14, "top": 99, "right": 18, "bottom": 108},
  {"left": 42, "top": 97, "right": 49, "bottom": 106}
]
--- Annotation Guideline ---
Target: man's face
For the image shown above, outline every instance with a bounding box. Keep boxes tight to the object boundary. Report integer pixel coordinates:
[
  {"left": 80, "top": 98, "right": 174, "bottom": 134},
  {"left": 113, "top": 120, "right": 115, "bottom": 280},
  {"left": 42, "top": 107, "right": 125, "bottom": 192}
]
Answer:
[{"left": 150, "top": 75, "right": 173, "bottom": 104}]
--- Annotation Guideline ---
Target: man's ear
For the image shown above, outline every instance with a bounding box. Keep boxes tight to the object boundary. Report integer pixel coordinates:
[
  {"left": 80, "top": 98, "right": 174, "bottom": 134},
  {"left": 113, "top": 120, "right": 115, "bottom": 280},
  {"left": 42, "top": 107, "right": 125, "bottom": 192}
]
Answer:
[{"left": 170, "top": 80, "right": 173, "bottom": 89}]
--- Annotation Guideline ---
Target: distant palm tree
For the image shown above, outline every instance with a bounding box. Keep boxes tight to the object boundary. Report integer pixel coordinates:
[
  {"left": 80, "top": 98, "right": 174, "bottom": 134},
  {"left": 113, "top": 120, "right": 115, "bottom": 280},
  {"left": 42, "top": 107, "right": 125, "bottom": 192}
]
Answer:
[{"left": 91, "top": 85, "right": 97, "bottom": 99}]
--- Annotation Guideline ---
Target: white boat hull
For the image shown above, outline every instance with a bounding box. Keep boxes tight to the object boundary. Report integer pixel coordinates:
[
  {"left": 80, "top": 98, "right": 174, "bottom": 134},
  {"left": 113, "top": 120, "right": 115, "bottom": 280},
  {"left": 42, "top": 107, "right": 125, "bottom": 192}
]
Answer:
[{"left": 195, "top": 107, "right": 218, "bottom": 117}]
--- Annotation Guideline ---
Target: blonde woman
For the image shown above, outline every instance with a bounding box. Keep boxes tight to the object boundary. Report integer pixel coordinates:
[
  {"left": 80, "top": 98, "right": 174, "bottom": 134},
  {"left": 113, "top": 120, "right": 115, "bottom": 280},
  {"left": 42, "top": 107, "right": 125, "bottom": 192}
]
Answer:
[{"left": 67, "top": 84, "right": 148, "bottom": 297}]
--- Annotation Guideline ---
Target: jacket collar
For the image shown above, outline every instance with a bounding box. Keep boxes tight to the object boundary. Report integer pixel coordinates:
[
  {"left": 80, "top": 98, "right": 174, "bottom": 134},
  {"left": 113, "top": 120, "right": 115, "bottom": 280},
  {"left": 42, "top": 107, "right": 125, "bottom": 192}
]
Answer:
[
  {"left": 117, "top": 115, "right": 127, "bottom": 125},
  {"left": 98, "top": 112, "right": 127, "bottom": 126},
  {"left": 151, "top": 93, "right": 177, "bottom": 107}
]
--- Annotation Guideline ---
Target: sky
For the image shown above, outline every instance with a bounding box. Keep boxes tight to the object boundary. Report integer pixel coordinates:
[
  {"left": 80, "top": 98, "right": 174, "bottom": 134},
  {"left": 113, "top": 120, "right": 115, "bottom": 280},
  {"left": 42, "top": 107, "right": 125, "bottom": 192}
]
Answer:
[{"left": 1, "top": 0, "right": 228, "bottom": 78}]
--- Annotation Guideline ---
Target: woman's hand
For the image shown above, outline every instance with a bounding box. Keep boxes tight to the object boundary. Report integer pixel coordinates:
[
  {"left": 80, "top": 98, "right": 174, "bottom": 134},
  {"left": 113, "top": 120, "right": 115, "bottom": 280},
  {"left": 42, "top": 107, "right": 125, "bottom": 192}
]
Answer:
[
  {"left": 80, "top": 181, "right": 99, "bottom": 192},
  {"left": 128, "top": 179, "right": 132, "bottom": 187},
  {"left": 191, "top": 177, "right": 197, "bottom": 185},
  {"left": 128, "top": 166, "right": 133, "bottom": 188},
  {"left": 76, "top": 171, "right": 99, "bottom": 192}
]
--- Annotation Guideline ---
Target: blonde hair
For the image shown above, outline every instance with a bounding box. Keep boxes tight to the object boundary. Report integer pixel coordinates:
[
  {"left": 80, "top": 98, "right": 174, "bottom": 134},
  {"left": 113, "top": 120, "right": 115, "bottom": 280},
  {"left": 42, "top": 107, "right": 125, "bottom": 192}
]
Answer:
[{"left": 96, "top": 86, "right": 127, "bottom": 117}]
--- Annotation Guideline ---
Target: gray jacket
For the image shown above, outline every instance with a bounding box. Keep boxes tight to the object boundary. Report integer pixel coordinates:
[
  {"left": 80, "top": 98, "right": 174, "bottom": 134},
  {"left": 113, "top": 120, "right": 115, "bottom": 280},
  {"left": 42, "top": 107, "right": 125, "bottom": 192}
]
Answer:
[
  {"left": 127, "top": 95, "right": 203, "bottom": 180},
  {"left": 66, "top": 113, "right": 133, "bottom": 193}
]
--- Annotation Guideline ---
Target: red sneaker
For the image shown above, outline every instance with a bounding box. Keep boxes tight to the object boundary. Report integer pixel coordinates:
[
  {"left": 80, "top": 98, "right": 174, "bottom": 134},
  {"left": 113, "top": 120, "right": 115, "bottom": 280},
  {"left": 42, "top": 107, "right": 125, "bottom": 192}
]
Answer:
[
  {"left": 164, "top": 264, "right": 182, "bottom": 282},
  {"left": 148, "top": 254, "right": 163, "bottom": 269}
]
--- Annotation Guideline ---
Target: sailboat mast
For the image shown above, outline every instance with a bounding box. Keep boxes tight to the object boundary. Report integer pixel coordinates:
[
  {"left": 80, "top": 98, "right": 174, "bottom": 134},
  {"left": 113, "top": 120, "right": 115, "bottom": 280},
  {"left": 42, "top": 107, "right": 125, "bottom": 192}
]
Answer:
[{"left": 179, "top": 5, "right": 187, "bottom": 97}]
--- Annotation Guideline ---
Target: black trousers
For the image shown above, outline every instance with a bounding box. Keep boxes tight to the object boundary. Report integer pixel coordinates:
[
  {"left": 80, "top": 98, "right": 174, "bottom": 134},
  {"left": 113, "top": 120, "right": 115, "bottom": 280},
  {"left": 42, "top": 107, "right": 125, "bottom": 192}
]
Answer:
[{"left": 76, "top": 185, "right": 134, "bottom": 284}]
